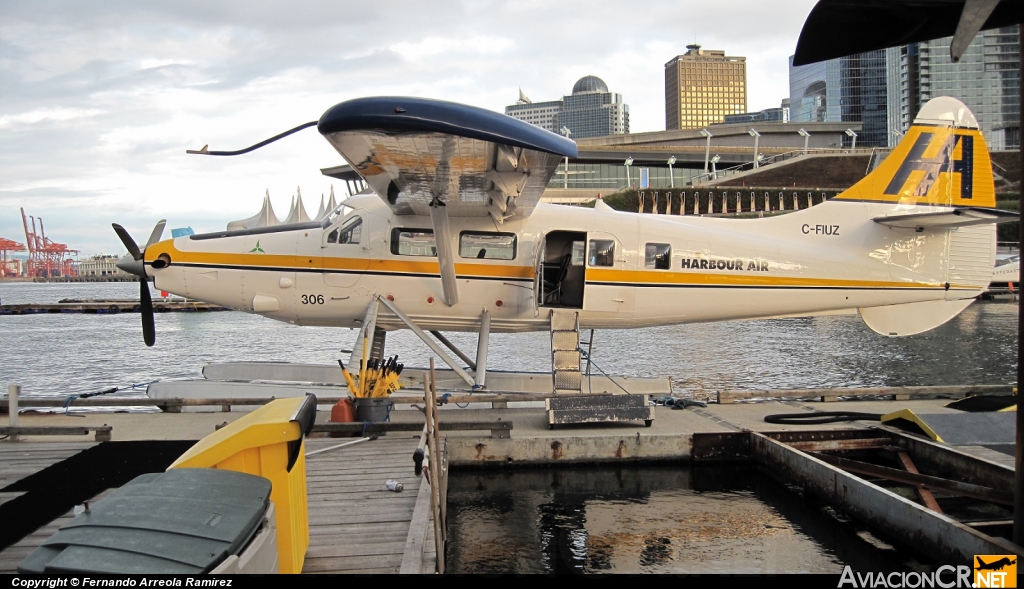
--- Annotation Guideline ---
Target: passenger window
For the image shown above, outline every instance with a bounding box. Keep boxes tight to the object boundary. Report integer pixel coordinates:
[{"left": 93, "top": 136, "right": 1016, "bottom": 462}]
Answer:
[
  {"left": 645, "top": 243, "right": 671, "bottom": 269},
  {"left": 459, "top": 232, "right": 516, "bottom": 260},
  {"left": 391, "top": 228, "right": 436, "bottom": 257},
  {"left": 588, "top": 240, "right": 615, "bottom": 267}
]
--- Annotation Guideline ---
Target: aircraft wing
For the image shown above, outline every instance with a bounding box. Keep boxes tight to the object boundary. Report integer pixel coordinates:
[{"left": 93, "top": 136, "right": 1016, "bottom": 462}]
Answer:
[
  {"left": 317, "top": 97, "right": 578, "bottom": 223},
  {"left": 873, "top": 207, "right": 1018, "bottom": 230}
]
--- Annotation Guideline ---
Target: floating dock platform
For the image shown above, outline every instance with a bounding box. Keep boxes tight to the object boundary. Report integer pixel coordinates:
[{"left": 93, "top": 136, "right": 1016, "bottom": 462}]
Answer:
[
  {"left": 0, "top": 298, "right": 227, "bottom": 315},
  {"left": 1, "top": 383, "right": 1022, "bottom": 573}
]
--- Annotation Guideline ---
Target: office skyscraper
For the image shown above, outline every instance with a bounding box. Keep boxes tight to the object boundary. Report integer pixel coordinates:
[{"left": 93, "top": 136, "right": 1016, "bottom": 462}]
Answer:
[
  {"left": 665, "top": 45, "right": 747, "bottom": 130},
  {"left": 789, "top": 50, "right": 890, "bottom": 148},
  {"left": 892, "top": 26, "right": 1020, "bottom": 150},
  {"left": 504, "top": 89, "right": 562, "bottom": 133}
]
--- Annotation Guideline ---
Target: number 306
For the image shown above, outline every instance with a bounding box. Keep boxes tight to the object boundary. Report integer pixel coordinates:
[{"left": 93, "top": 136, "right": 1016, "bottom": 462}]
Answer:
[{"left": 301, "top": 294, "right": 324, "bottom": 305}]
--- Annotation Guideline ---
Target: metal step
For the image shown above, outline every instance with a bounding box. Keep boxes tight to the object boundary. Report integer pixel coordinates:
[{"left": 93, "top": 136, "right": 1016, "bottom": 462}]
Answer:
[
  {"left": 551, "top": 331, "right": 579, "bottom": 352},
  {"left": 550, "top": 309, "right": 579, "bottom": 331},
  {"left": 550, "top": 309, "right": 582, "bottom": 394},
  {"left": 554, "top": 371, "right": 582, "bottom": 392},
  {"left": 553, "top": 350, "right": 581, "bottom": 371}
]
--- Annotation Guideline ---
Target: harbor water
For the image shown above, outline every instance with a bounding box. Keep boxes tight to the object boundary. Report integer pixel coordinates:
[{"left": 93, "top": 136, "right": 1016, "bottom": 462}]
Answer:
[
  {"left": 1, "top": 281, "right": 1018, "bottom": 573},
  {"left": 445, "top": 466, "right": 921, "bottom": 574},
  {"left": 0, "top": 281, "right": 1017, "bottom": 399}
]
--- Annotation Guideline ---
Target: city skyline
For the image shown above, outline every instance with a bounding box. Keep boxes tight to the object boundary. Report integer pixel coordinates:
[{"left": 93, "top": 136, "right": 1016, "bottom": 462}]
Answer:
[{"left": 0, "top": 0, "right": 964, "bottom": 255}]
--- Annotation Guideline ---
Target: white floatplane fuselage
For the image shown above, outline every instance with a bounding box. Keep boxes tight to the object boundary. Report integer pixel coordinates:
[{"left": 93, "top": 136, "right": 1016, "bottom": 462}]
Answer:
[{"left": 133, "top": 95, "right": 1009, "bottom": 341}]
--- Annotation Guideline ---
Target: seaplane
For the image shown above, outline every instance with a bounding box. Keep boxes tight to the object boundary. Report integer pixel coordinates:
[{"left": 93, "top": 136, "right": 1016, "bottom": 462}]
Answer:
[{"left": 112, "top": 95, "right": 1015, "bottom": 394}]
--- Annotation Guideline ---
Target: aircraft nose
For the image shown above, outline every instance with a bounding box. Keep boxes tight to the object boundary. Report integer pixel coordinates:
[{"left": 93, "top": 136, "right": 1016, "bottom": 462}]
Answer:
[{"left": 116, "top": 254, "right": 146, "bottom": 278}]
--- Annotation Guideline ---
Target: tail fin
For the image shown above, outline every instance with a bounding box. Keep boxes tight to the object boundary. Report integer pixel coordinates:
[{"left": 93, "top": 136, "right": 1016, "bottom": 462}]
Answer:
[
  {"left": 835, "top": 96, "right": 995, "bottom": 208},
  {"left": 851, "top": 97, "right": 1002, "bottom": 337}
]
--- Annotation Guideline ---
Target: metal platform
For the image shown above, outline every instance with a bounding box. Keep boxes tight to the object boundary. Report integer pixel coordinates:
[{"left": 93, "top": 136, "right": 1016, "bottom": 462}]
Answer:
[
  {"left": 546, "top": 394, "right": 654, "bottom": 429},
  {"left": 146, "top": 362, "right": 672, "bottom": 400}
]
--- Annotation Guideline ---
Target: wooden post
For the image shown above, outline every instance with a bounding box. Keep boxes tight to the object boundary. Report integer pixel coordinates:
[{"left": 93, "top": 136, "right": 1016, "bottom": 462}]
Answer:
[
  {"left": 8, "top": 384, "right": 19, "bottom": 442},
  {"left": 427, "top": 359, "right": 445, "bottom": 573}
]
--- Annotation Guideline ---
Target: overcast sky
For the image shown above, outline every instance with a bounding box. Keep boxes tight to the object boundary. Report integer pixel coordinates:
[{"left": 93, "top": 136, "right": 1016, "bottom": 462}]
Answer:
[{"left": 0, "top": 0, "right": 819, "bottom": 255}]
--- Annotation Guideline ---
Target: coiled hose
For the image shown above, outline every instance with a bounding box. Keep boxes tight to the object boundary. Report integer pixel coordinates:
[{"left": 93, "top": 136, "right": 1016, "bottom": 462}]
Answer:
[{"left": 764, "top": 411, "right": 883, "bottom": 425}]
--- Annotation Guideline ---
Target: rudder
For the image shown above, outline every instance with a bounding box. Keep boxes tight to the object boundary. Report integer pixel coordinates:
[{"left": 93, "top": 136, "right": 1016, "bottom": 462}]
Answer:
[{"left": 834, "top": 97, "right": 995, "bottom": 209}]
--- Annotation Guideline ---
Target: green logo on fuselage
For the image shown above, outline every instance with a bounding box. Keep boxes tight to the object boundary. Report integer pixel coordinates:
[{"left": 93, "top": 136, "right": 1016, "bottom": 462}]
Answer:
[{"left": 249, "top": 241, "right": 265, "bottom": 253}]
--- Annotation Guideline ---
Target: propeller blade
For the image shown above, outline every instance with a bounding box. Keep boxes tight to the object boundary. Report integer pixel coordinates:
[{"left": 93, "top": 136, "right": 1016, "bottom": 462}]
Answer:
[
  {"left": 112, "top": 224, "right": 142, "bottom": 260},
  {"left": 140, "top": 279, "right": 155, "bottom": 347},
  {"left": 145, "top": 220, "right": 166, "bottom": 249}
]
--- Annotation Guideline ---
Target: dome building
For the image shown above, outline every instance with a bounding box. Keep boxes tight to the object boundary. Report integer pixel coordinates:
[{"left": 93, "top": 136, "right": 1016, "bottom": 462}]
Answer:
[
  {"left": 504, "top": 75, "right": 629, "bottom": 139},
  {"left": 558, "top": 75, "right": 630, "bottom": 139}
]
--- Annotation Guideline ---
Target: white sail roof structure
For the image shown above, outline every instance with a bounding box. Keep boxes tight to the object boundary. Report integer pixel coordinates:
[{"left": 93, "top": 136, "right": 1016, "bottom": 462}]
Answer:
[
  {"left": 282, "top": 187, "right": 312, "bottom": 225},
  {"left": 314, "top": 195, "right": 327, "bottom": 221},
  {"left": 226, "top": 190, "right": 281, "bottom": 230},
  {"left": 314, "top": 185, "right": 340, "bottom": 221}
]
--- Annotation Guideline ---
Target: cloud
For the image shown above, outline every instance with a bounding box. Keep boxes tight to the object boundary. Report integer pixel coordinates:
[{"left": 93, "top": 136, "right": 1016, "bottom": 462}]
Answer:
[{"left": 0, "top": 0, "right": 820, "bottom": 254}]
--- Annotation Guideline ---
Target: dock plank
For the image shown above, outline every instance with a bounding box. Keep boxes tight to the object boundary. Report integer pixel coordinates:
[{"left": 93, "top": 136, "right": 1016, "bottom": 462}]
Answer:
[
  {"left": 302, "top": 436, "right": 432, "bottom": 574},
  {"left": 0, "top": 442, "right": 96, "bottom": 489}
]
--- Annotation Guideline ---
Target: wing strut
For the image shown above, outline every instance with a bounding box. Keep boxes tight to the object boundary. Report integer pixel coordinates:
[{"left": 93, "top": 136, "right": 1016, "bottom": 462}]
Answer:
[
  {"left": 429, "top": 199, "right": 459, "bottom": 306},
  {"left": 378, "top": 297, "right": 474, "bottom": 386}
]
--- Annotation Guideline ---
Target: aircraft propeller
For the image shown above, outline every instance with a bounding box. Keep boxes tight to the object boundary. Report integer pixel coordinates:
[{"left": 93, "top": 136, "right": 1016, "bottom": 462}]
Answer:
[{"left": 112, "top": 220, "right": 166, "bottom": 347}]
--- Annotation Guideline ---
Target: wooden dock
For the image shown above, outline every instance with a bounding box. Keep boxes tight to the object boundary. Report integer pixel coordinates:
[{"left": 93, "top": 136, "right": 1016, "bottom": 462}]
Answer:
[
  {"left": 0, "top": 298, "right": 227, "bottom": 315},
  {"left": 0, "top": 442, "right": 100, "bottom": 574},
  {"left": 0, "top": 437, "right": 436, "bottom": 574},
  {"left": 303, "top": 434, "right": 435, "bottom": 574}
]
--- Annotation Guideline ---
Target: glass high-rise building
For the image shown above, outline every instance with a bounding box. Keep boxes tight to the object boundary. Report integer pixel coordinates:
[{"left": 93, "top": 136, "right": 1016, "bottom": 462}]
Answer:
[
  {"left": 894, "top": 26, "right": 1020, "bottom": 150},
  {"left": 554, "top": 76, "right": 629, "bottom": 139},
  {"left": 665, "top": 45, "right": 747, "bottom": 130},
  {"left": 788, "top": 51, "right": 890, "bottom": 148}
]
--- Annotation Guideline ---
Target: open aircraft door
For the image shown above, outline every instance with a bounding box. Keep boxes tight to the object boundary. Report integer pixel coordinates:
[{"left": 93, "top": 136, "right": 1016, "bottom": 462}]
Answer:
[
  {"left": 321, "top": 208, "right": 372, "bottom": 289},
  {"left": 583, "top": 231, "right": 635, "bottom": 315},
  {"left": 533, "top": 236, "right": 544, "bottom": 312}
]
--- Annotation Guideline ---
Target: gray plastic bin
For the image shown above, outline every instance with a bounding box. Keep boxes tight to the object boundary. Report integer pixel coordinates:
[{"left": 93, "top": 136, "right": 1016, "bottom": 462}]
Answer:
[{"left": 19, "top": 468, "right": 278, "bottom": 574}]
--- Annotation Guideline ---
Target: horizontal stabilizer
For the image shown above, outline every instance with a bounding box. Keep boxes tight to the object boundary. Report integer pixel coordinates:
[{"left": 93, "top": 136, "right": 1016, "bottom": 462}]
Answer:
[
  {"left": 860, "top": 299, "right": 974, "bottom": 337},
  {"left": 873, "top": 207, "right": 1017, "bottom": 230}
]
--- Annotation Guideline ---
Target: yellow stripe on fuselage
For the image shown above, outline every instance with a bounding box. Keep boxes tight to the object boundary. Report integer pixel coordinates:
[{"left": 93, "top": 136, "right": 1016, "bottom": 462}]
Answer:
[
  {"left": 146, "top": 240, "right": 534, "bottom": 279},
  {"left": 148, "top": 242, "right": 973, "bottom": 291},
  {"left": 585, "top": 268, "right": 954, "bottom": 290}
]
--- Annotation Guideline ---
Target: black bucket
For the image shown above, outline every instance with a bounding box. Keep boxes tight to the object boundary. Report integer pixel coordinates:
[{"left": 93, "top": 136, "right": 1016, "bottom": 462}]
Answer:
[{"left": 355, "top": 397, "right": 392, "bottom": 422}]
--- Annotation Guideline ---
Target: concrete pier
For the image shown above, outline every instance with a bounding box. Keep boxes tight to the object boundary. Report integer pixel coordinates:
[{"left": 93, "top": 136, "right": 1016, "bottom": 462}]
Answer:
[{"left": 1, "top": 392, "right": 1020, "bottom": 572}]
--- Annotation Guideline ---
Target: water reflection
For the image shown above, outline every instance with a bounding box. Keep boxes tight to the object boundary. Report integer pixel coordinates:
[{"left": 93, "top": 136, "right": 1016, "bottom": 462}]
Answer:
[{"left": 446, "top": 466, "right": 919, "bottom": 574}]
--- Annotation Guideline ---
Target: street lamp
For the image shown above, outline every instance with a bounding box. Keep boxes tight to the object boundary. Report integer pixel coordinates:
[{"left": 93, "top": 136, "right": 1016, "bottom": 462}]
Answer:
[
  {"left": 710, "top": 154, "right": 721, "bottom": 180},
  {"left": 624, "top": 157, "right": 634, "bottom": 188},
  {"left": 748, "top": 129, "right": 761, "bottom": 168},
  {"left": 798, "top": 128, "right": 810, "bottom": 154},
  {"left": 560, "top": 127, "right": 572, "bottom": 189},
  {"left": 890, "top": 128, "right": 904, "bottom": 147},
  {"left": 700, "top": 129, "right": 713, "bottom": 175},
  {"left": 667, "top": 156, "right": 677, "bottom": 189},
  {"left": 845, "top": 128, "right": 858, "bottom": 151}
]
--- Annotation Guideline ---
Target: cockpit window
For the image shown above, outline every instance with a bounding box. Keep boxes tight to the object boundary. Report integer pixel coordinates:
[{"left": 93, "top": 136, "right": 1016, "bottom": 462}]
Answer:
[{"left": 328, "top": 216, "right": 362, "bottom": 245}]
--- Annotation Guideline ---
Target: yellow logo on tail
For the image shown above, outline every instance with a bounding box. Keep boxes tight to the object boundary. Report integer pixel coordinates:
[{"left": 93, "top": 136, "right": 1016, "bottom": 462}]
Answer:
[{"left": 835, "top": 124, "right": 995, "bottom": 208}]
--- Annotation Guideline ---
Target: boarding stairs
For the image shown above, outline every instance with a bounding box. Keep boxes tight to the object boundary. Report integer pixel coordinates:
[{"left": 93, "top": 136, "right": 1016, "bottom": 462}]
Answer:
[
  {"left": 550, "top": 309, "right": 583, "bottom": 394},
  {"left": 546, "top": 309, "right": 655, "bottom": 428}
]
